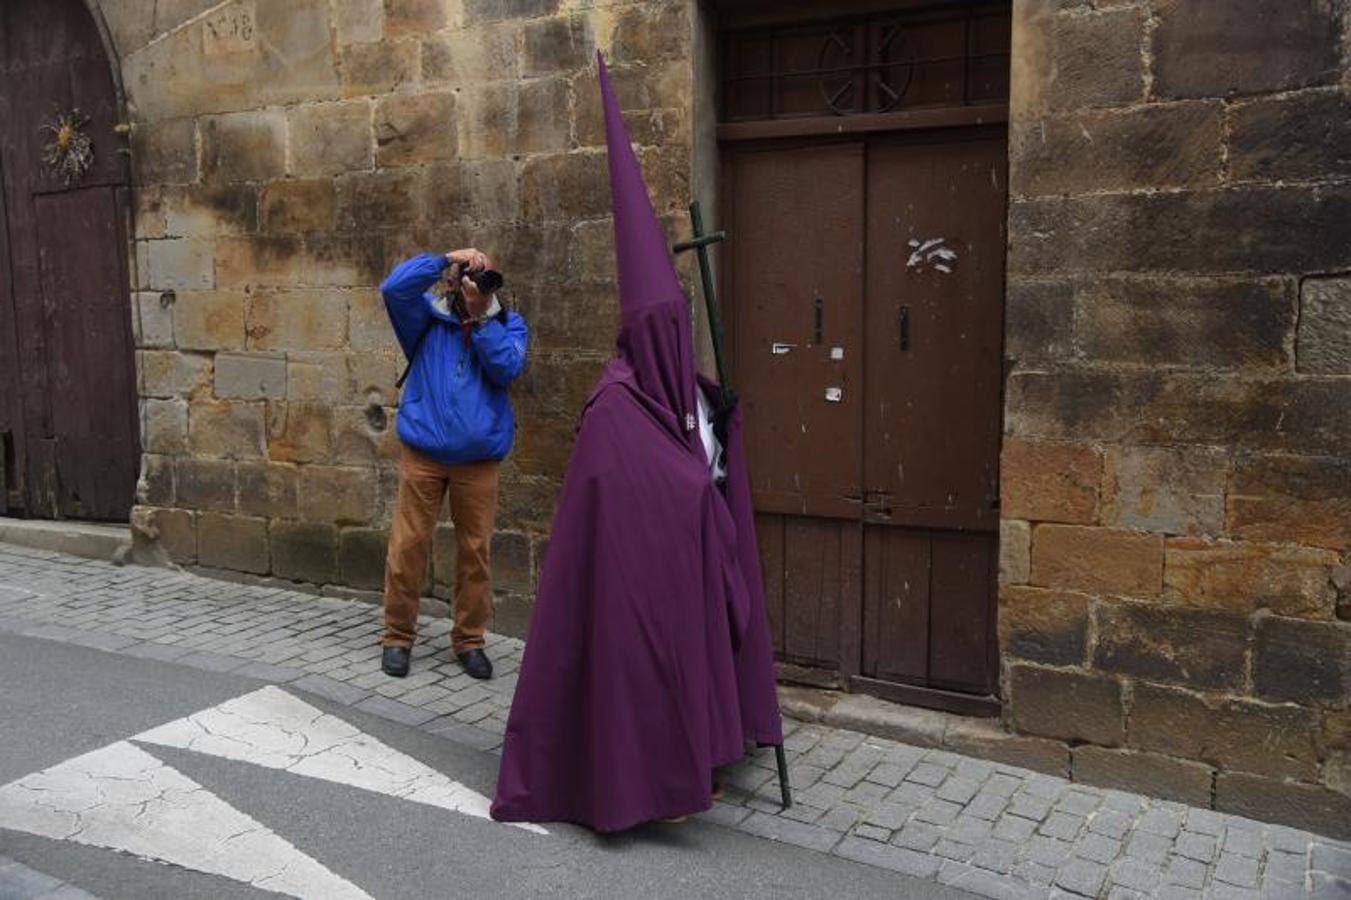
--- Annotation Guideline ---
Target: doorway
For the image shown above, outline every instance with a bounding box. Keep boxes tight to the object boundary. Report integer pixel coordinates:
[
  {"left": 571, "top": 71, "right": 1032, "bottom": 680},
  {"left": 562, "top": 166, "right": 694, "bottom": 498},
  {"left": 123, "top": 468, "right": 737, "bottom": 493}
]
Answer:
[
  {"left": 0, "top": 0, "right": 139, "bottom": 520},
  {"left": 717, "top": 3, "right": 1010, "bottom": 714}
]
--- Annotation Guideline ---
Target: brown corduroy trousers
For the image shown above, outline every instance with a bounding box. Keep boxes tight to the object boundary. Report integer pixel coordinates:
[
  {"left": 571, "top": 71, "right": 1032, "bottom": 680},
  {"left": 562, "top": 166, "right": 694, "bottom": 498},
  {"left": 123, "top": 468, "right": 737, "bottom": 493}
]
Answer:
[{"left": 383, "top": 445, "right": 499, "bottom": 653}]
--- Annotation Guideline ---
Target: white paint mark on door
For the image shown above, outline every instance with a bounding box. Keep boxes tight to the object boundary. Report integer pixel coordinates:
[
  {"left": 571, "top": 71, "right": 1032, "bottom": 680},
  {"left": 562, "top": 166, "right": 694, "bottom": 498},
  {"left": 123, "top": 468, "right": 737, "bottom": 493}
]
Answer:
[
  {"left": 135, "top": 685, "right": 546, "bottom": 834},
  {"left": 0, "top": 741, "right": 372, "bottom": 900},
  {"left": 907, "top": 237, "right": 959, "bottom": 274}
]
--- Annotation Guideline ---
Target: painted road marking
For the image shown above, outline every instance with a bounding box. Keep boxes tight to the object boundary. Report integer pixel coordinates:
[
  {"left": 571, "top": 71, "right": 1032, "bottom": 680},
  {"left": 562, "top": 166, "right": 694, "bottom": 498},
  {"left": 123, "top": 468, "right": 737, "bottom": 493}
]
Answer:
[
  {"left": 136, "top": 685, "right": 545, "bottom": 834},
  {"left": 0, "top": 740, "right": 372, "bottom": 900}
]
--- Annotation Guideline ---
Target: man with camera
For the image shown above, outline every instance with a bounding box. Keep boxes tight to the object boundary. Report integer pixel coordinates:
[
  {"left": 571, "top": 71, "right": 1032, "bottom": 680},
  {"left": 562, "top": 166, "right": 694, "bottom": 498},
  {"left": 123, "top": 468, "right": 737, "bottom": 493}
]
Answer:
[{"left": 378, "top": 248, "right": 528, "bottom": 681}]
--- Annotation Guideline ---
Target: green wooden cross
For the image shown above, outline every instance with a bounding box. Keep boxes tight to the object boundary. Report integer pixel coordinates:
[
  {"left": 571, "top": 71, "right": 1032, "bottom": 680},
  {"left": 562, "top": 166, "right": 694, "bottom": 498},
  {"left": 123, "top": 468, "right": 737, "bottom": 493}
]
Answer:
[{"left": 673, "top": 201, "right": 732, "bottom": 404}]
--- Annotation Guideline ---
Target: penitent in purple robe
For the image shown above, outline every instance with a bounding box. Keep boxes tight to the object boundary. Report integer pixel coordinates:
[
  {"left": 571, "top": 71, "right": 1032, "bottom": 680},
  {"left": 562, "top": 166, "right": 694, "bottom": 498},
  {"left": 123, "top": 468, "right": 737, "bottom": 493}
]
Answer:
[{"left": 490, "top": 54, "right": 782, "bottom": 833}]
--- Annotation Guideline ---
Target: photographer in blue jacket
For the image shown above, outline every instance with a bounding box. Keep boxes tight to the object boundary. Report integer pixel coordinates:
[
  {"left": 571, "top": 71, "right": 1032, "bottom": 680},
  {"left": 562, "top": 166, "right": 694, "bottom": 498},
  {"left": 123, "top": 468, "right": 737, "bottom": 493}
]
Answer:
[{"left": 379, "top": 248, "right": 528, "bottom": 681}]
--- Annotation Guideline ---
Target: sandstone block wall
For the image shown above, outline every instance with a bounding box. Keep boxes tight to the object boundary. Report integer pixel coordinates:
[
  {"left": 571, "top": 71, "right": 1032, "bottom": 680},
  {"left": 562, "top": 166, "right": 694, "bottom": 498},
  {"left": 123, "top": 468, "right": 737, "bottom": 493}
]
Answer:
[
  {"left": 101, "top": 0, "right": 696, "bottom": 624},
  {"left": 1002, "top": 0, "right": 1351, "bottom": 835}
]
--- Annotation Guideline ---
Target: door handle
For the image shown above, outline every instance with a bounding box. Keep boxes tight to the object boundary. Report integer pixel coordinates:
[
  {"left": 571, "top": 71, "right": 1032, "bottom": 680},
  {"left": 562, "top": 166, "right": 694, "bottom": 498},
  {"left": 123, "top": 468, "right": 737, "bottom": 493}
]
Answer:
[
  {"left": 899, "top": 305, "right": 910, "bottom": 351},
  {"left": 814, "top": 294, "right": 824, "bottom": 344}
]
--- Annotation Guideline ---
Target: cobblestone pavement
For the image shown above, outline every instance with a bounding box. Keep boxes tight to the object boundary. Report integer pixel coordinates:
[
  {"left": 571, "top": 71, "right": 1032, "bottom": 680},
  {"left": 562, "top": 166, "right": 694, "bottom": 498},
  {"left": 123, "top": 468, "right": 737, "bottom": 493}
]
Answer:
[{"left": 0, "top": 544, "right": 1347, "bottom": 900}]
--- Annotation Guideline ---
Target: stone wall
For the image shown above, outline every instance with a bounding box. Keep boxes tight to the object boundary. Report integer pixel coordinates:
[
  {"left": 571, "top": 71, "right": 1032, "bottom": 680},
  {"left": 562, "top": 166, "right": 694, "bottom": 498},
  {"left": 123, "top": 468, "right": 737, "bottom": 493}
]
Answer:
[
  {"left": 1001, "top": 0, "right": 1351, "bottom": 835},
  {"left": 97, "top": 0, "right": 696, "bottom": 624}
]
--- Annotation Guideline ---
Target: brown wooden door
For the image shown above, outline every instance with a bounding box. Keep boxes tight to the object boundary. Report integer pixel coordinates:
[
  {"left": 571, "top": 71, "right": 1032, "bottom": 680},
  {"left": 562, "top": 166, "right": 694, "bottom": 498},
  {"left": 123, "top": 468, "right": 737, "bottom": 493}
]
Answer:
[
  {"left": 722, "top": 129, "right": 1008, "bottom": 712},
  {"left": 0, "top": 0, "right": 139, "bottom": 520}
]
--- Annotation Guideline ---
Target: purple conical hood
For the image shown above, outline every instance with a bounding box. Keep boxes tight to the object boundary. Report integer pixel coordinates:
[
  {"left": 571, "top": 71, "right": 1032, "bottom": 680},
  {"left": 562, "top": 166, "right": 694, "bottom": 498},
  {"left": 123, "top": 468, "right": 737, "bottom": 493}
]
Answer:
[{"left": 598, "top": 52, "right": 697, "bottom": 442}]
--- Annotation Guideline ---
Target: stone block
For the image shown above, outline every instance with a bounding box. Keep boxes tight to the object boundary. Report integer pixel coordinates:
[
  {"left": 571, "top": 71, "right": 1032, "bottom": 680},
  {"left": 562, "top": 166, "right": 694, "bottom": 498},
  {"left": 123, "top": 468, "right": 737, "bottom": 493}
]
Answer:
[
  {"left": 348, "top": 292, "right": 398, "bottom": 353},
  {"left": 1008, "top": 186, "right": 1351, "bottom": 277},
  {"left": 142, "top": 506, "right": 197, "bottom": 563},
  {"left": 1030, "top": 525, "right": 1162, "bottom": 598},
  {"left": 197, "top": 513, "right": 269, "bottom": 574},
  {"left": 270, "top": 520, "right": 338, "bottom": 585},
  {"left": 1297, "top": 277, "right": 1351, "bottom": 375},
  {"left": 1215, "top": 773, "right": 1351, "bottom": 841},
  {"left": 610, "top": 3, "right": 689, "bottom": 63},
  {"left": 146, "top": 239, "right": 214, "bottom": 291},
  {"left": 1007, "top": 370, "right": 1351, "bottom": 457},
  {"left": 288, "top": 100, "right": 374, "bottom": 177},
  {"left": 174, "top": 291, "right": 246, "bottom": 350},
  {"left": 131, "top": 117, "right": 198, "bottom": 185},
  {"left": 157, "top": 184, "right": 259, "bottom": 238},
  {"left": 1008, "top": 664, "right": 1125, "bottom": 746},
  {"left": 140, "top": 350, "right": 213, "bottom": 400},
  {"left": 521, "top": 152, "right": 609, "bottom": 222},
  {"left": 1102, "top": 446, "right": 1227, "bottom": 537},
  {"left": 1164, "top": 538, "right": 1339, "bottom": 618},
  {"left": 214, "top": 352, "right": 287, "bottom": 400},
  {"left": 1092, "top": 601, "right": 1249, "bottom": 691},
  {"left": 999, "top": 586, "right": 1090, "bottom": 666},
  {"left": 332, "top": 0, "right": 382, "bottom": 44},
  {"left": 266, "top": 402, "right": 334, "bottom": 463},
  {"left": 374, "top": 92, "right": 458, "bottom": 167},
  {"left": 1001, "top": 440, "right": 1102, "bottom": 525},
  {"left": 1227, "top": 454, "right": 1351, "bottom": 551},
  {"left": 510, "top": 415, "right": 578, "bottom": 479},
  {"left": 432, "top": 522, "right": 455, "bottom": 590},
  {"left": 1230, "top": 91, "right": 1351, "bottom": 183},
  {"left": 384, "top": 0, "right": 445, "bottom": 37},
  {"left": 138, "top": 454, "right": 175, "bottom": 506},
  {"left": 175, "top": 457, "right": 236, "bottom": 513},
  {"left": 1011, "top": 103, "right": 1222, "bottom": 197},
  {"left": 1153, "top": 0, "right": 1342, "bottom": 100},
  {"left": 942, "top": 717, "right": 1070, "bottom": 778},
  {"left": 200, "top": 110, "right": 287, "bottom": 182},
  {"left": 143, "top": 398, "right": 188, "bottom": 454},
  {"left": 236, "top": 461, "right": 299, "bottom": 519},
  {"left": 335, "top": 171, "right": 422, "bottom": 233},
  {"left": 517, "top": 77, "right": 572, "bottom": 155},
  {"left": 999, "top": 519, "right": 1031, "bottom": 585},
  {"left": 1072, "top": 746, "right": 1212, "bottom": 808},
  {"left": 332, "top": 405, "right": 399, "bottom": 464},
  {"left": 261, "top": 181, "right": 336, "bottom": 235},
  {"left": 338, "top": 527, "right": 388, "bottom": 590},
  {"left": 495, "top": 473, "right": 559, "bottom": 533},
  {"left": 136, "top": 291, "right": 175, "bottom": 349},
  {"left": 188, "top": 400, "right": 266, "bottom": 459},
  {"left": 251, "top": 0, "right": 341, "bottom": 106},
  {"left": 246, "top": 290, "right": 347, "bottom": 352},
  {"left": 287, "top": 352, "right": 348, "bottom": 403},
  {"left": 1129, "top": 682, "right": 1320, "bottom": 782},
  {"left": 1253, "top": 616, "right": 1351, "bottom": 705},
  {"left": 492, "top": 592, "right": 533, "bottom": 640},
  {"left": 454, "top": 83, "right": 518, "bottom": 160},
  {"left": 421, "top": 23, "right": 518, "bottom": 84},
  {"left": 299, "top": 465, "right": 378, "bottom": 526},
  {"left": 1004, "top": 279, "right": 1075, "bottom": 368},
  {"left": 1075, "top": 277, "right": 1294, "bottom": 371},
  {"left": 340, "top": 40, "right": 418, "bottom": 98},
  {"left": 348, "top": 353, "right": 403, "bottom": 406},
  {"left": 462, "top": 0, "right": 558, "bottom": 25},
  {"left": 491, "top": 531, "right": 532, "bottom": 594},
  {"left": 521, "top": 14, "right": 592, "bottom": 77}
]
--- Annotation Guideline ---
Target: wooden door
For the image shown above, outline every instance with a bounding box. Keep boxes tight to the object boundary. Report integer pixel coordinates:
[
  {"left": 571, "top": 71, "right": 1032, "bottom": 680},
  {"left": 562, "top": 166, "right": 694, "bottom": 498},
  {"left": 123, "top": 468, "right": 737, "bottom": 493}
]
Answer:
[
  {"left": 0, "top": 0, "right": 139, "bottom": 520},
  {"left": 859, "top": 129, "right": 1007, "bottom": 708}
]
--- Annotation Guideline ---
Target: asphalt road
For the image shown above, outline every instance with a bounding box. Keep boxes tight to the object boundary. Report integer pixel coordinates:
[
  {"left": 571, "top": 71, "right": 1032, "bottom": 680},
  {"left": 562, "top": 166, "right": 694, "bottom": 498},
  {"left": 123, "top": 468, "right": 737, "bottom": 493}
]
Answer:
[{"left": 0, "top": 633, "right": 973, "bottom": 899}]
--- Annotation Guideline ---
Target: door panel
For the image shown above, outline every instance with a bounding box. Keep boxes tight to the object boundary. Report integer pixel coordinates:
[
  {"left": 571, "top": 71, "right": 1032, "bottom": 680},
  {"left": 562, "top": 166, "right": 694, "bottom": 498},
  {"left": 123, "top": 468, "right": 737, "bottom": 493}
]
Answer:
[
  {"left": 0, "top": 0, "right": 138, "bottom": 521},
  {"left": 724, "top": 141, "right": 864, "bottom": 520},
  {"left": 36, "top": 189, "right": 138, "bottom": 520},
  {"left": 863, "top": 130, "right": 1007, "bottom": 532}
]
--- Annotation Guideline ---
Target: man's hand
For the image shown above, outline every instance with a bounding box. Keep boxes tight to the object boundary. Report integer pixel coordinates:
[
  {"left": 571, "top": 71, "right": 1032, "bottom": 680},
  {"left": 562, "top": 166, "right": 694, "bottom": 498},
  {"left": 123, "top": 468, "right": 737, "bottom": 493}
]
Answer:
[
  {"left": 446, "top": 248, "right": 489, "bottom": 272},
  {"left": 460, "top": 274, "right": 491, "bottom": 319}
]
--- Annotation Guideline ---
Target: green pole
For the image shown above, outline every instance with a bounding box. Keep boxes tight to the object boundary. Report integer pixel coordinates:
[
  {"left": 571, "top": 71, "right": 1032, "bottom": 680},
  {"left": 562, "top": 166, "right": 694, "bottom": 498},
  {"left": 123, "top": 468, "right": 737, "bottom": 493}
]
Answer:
[{"left": 673, "top": 201, "right": 732, "bottom": 404}]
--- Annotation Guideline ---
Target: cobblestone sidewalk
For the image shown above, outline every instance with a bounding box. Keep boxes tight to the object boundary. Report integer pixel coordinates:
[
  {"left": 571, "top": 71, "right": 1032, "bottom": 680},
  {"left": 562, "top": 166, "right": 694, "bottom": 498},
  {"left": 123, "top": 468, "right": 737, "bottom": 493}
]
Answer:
[{"left": 0, "top": 543, "right": 1347, "bottom": 900}]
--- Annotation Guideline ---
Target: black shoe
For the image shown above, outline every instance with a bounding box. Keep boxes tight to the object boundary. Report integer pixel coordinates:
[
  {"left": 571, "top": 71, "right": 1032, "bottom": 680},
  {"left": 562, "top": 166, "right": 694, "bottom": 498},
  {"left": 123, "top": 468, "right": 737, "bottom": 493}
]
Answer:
[
  {"left": 382, "top": 646, "right": 411, "bottom": 678},
  {"left": 457, "top": 648, "right": 493, "bottom": 680}
]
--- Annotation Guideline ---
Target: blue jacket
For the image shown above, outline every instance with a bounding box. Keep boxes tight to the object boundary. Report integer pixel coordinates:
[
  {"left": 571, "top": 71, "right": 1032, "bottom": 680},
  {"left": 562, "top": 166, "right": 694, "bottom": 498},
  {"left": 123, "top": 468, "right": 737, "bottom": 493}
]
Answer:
[{"left": 381, "top": 253, "right": 529, "bottom": 465}]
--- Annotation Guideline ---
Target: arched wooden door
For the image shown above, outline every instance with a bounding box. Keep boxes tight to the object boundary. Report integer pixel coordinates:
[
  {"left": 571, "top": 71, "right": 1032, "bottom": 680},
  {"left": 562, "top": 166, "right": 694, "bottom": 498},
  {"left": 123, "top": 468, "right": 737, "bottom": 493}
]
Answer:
[{"left": 0, "top": 0, "right": 139, "bottom": 520}]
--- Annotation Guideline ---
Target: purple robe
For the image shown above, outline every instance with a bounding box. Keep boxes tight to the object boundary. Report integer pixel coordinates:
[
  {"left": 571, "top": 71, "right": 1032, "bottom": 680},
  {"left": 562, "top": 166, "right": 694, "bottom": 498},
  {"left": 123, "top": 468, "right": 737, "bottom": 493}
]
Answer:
[{"left": 490, "top": 55, "right": 782, "bottom": 833}]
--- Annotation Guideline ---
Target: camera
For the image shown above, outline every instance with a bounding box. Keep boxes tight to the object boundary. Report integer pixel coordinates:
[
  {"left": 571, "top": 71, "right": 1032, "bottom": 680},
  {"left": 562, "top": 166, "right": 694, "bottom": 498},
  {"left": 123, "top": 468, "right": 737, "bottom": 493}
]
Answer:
[{"left": 447, "top": 263, "right": 505, "bottom": 320}]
